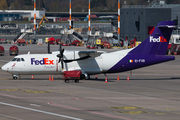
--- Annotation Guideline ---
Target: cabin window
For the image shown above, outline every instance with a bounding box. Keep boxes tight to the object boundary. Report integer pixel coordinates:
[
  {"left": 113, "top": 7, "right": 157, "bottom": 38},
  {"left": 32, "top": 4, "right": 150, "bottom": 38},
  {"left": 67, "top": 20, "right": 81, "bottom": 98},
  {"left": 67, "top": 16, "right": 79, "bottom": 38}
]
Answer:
[{"left": 21, "top": 58, "right": 25, "bottom": 61}]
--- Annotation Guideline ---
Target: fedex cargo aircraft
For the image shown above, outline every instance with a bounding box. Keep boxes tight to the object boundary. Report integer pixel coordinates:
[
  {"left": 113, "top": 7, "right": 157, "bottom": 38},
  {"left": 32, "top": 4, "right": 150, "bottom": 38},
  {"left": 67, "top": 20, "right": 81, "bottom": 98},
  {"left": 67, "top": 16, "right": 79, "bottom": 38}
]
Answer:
[{"left": 1, "top": 21, "right": 175, "bottom": 82}]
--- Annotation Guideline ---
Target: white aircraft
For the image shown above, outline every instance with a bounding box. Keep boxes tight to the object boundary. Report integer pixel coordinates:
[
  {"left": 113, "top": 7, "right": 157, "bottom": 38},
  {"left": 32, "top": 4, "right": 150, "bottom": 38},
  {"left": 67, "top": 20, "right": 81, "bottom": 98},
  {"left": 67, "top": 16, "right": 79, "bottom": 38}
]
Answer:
[{"left": 1, "top": 21, "right": 176, "bottom": 83}]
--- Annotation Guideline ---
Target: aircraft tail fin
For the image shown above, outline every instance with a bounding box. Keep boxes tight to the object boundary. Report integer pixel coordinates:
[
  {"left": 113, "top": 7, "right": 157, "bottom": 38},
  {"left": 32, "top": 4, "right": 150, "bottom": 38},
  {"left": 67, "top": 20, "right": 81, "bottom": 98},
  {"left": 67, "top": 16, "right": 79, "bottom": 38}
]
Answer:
[{"left": 129, "top": 21, "right": 175, "bottom": 55}]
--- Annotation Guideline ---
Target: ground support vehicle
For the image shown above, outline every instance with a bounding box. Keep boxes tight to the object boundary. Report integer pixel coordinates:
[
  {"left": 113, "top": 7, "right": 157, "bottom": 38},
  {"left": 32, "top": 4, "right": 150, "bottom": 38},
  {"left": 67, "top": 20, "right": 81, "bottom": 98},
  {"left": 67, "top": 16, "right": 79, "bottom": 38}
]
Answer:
[
  {"left": 17, "top": 39, "right": 26, "bottom": 46},
  {"left": 129, "top": 37, "right": 141, "bottom": 48},
  {"left": 48, "top": 37, "right": 56, "bottom": 45},
  {"left": 56, "top": 39, "right": 61, "bottom": 45},
  {"left": 95, "top": 38, "right": 111, "bottom": 49},
  {"left": 9, "top": 46, "right": 18, "bottom": 56},
  {"left": 0, "top": 46, "right": 4, "bottom": 56},
  {"left": 0, "top": 39, "right": 7, "bottom": 44},
  {"left": 71, "top": 40, "right": 81, "bottom": 46},
  {"left": 167, "top": 35, "right": 180, "bottom": 55},
  {"left": 62, "top": 71, "right": 82, "bottom": 83}
]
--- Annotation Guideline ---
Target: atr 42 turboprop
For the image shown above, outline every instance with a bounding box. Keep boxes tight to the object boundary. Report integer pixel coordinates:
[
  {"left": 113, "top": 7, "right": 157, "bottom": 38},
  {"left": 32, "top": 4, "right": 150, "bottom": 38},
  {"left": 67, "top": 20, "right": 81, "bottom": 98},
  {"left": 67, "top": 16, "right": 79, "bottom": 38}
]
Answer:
[{"left": 1, "top": 21, "right": 175, "bottom": 82}]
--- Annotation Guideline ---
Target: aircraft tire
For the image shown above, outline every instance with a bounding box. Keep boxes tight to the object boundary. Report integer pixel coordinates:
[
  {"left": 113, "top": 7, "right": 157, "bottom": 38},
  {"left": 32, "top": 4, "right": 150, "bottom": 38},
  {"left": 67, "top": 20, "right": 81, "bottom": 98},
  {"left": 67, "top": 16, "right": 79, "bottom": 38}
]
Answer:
[
  {"left": 65, "top": 79, "right": 69, "bottom": 83},
  {"left": 13, "top": 77, "right": 17, "bottom": 80},
  {"left": 85, "top": 75, "right": 90, "bottom": 80},
  {"left": 75, "top": 79, "right": 79, "bottom": 83}
]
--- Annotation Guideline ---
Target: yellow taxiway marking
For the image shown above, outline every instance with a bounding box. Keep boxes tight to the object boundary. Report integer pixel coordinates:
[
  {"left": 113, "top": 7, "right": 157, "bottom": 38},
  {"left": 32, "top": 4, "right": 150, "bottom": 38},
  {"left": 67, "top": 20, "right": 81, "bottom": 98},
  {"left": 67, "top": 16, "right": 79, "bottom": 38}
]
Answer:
[
  {"left": 23, "top": 90, "right": 50, "bottom": 94},
  {"left": 166, "top": 108, "right": 176, "bottom": 111},
  {"left": 116, "top": 111, "right": 150, "bottom": 115},
  {"left": 60, "top": 90, "right": 67, "bottom": 91},
  {"left": 110, "top": 107, "right": 143, "bottom": 110},
  {"left": 0, "top": 89, "right": 50, "bottom": 94},
  {"left": 0, "top": 78, "right": 10, "bottom": 80},
  {"left": 156, "top": 112, "right": 166, "bottom": 115},
  {"left": 0, "top": 89, "right": 21, "bottom": 91}
]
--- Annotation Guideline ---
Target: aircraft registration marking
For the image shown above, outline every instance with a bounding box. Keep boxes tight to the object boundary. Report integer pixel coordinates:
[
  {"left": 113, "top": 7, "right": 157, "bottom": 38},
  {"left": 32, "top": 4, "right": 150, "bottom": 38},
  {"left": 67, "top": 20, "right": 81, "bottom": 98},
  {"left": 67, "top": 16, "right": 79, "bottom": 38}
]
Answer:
[{"left": 129, "top": 59, "right": 145, "bottom": 63}]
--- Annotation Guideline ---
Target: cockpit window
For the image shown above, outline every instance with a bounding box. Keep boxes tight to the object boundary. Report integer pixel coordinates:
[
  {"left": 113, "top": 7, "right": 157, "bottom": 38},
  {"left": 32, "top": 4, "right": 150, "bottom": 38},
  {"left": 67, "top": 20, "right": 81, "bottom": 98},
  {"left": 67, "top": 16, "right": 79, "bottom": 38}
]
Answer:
[
  {"left": 21, "top": 58, "right": 25, "bottom": 61},
  {"left": 12, "top": 58, "right": 17, "bottom": 61},
  {"left": 17, "top": 58, "right": 20, "bottom": 62},
  {"left": 11, "top": 58, "right": 25, "bottom": 62}
]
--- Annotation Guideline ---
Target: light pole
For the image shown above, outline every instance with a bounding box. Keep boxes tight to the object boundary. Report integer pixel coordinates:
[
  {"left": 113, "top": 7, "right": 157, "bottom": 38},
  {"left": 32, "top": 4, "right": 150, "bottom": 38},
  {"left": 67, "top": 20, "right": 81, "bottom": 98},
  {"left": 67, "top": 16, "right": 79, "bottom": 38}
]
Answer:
[
  {"left": 69, "top": 0, "right": 72, "bottom": 29},
  {"left": 33, "top": 0, "right": 36, "bottom": 42},
  {"left": 148, "top": 0, "right": 150, "bottom": 7},
  {"left": 88, "top": 0, "right": 91, "bottom": 35},
  {"left": 118, "top": 0, "right": 120, "bottom": 46}
]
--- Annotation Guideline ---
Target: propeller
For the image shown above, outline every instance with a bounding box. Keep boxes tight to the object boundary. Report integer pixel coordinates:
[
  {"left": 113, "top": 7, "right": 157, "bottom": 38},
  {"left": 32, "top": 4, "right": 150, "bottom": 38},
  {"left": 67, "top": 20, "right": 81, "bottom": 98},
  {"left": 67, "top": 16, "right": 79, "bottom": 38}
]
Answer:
[
  {"left": 56, "top": 42, "right": 93, "bottom": 70},
  {"left": 57, "top": 42, "right": 65, "bottom": 70}
]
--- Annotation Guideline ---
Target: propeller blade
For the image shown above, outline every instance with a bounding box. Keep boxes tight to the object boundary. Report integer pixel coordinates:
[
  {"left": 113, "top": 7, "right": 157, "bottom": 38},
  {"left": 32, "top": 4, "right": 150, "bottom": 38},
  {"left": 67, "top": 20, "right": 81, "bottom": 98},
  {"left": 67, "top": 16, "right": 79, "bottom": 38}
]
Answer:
[
  {"left": 57, "top": 42, "right": 64, "bottom": 70},
  {"left": 61, "top": 58, "right": 64, "bottom": 70},
  {"left": 61, "top": 49, "right": 64, "bottom": 56},
  {"left": 59, "top": 42, "right": 62, "bottom": 52},
  {"left": 58, "top": 57, "right": 61, "bottom": 63}
]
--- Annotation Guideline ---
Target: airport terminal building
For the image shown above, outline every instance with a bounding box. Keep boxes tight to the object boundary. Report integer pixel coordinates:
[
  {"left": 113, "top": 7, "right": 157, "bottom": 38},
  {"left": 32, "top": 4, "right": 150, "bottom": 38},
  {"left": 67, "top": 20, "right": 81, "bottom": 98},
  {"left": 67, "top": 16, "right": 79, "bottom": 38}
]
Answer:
[{"left": 0, "top": 10, "right": 45, "bottom": 21}]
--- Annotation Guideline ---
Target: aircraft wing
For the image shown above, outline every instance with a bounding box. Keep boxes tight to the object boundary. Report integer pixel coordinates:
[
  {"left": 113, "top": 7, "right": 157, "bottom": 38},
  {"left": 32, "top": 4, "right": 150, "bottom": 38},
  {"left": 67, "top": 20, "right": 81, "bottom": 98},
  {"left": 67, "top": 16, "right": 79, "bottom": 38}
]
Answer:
[
  {"left": 64, "top": 51, "right": 105, "bottom": 63},
  {"left": 78, "top": 51, "right": 105, "bottom": 58}
]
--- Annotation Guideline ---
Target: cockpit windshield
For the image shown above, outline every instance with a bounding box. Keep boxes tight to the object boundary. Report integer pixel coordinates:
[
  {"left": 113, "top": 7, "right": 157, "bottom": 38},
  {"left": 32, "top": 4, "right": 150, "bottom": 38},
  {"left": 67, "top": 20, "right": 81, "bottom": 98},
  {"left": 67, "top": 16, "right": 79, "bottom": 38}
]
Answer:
[
  {"left": 12, "top": 58, "right": 17, "bottom": 61},
  {"left": 11, "top": 58, "right": 25, "bottom": 62}
]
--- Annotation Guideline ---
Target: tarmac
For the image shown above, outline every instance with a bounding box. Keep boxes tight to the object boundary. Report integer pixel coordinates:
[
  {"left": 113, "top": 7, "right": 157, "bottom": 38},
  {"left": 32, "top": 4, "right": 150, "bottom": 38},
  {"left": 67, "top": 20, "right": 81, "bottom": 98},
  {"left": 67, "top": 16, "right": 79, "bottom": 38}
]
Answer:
[{"left": 0, "top": 44, "right": 180, "bottom": 120}]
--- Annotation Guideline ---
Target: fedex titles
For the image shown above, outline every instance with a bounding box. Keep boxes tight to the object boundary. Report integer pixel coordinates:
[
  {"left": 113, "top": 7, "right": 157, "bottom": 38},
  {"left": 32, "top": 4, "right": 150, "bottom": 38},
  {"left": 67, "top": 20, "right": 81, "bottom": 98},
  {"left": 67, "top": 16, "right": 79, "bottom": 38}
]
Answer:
[
  {"left": 150, "top": 36, "right": 167, "bottom": 42},
  {"left": 31, "top": 58, "right": 54, "bottom": 65}
]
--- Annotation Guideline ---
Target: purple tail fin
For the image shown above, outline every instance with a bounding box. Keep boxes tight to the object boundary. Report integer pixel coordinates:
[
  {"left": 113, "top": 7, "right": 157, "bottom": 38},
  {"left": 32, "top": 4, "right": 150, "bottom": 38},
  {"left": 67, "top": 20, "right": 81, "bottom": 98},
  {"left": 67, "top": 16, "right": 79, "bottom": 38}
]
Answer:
[{"left": 129, "top": 21, "right": 175, "bottom": 55}]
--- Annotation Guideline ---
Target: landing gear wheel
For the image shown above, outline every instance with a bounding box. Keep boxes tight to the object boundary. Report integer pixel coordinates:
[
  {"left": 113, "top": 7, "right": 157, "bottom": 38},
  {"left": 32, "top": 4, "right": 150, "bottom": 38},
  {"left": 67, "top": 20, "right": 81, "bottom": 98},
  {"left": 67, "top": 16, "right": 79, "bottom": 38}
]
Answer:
[
  {"left": 65, "top": 79, "right": 69, "bottom": 83},
  {"left": 13, "top": 77, "right": 17, "bottom": 80},
  {"left": 85, "top": 75, "right": 90, "bottom": 80},
  {"left": 75, "top": 79, "right": 79, "bottom": 83}
]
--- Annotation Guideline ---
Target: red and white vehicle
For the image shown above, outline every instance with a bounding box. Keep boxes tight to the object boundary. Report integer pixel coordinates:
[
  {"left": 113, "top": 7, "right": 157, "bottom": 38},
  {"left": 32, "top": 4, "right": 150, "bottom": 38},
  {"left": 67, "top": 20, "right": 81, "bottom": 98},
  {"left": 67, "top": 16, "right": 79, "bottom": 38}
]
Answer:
[
  {"left": 0, "top": 46, "right": 4, "bottom": 56},
  {"left": 167, "top": 35, "right": 180, "bottom": 55}
]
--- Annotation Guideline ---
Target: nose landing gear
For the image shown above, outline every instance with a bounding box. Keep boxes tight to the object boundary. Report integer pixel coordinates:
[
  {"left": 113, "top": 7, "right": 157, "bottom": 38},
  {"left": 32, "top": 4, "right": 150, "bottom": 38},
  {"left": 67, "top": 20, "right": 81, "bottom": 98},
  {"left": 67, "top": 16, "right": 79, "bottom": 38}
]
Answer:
[{"left": 12, "top": 74, "right": 20, "bottom": 80}]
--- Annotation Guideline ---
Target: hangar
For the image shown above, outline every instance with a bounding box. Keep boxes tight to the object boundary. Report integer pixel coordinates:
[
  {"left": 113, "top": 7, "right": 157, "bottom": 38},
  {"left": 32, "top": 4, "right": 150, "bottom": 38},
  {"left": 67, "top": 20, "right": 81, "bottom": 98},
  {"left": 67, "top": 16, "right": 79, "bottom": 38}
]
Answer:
[{"left": 120, "top": 1, "right": 180, "bottom": 41}]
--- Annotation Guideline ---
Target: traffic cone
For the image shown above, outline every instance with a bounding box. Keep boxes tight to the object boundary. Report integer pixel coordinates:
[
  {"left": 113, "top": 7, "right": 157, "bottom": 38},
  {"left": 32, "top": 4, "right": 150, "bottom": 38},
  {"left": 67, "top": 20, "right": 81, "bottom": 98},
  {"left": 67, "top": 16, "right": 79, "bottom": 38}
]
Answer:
[
  {"left": 52, "top": 75, "right": 54, "bottom": 81},
  {"left": 49, "top": 75, "right": 51, "bottom": 81},
  {"left": 95, "top": 75, "right": 97, "bottom": 79},
  {"left": 117, "top": 75, "right": 120, "bottom": 81},
  {"left": 127, "top": 74, "right": 130, "bottom": 81},
  {"left": 174, "top": 52, "right": 177, "bottom": 55},
  {"left": 105, "top": 77, "right": 108, "bottom": 83},
  {"left": 31, "top": 75, "right": 34, "bottom": 79},
  {"left": 76, "top": 43, "right": 78, "bottom": 46}
]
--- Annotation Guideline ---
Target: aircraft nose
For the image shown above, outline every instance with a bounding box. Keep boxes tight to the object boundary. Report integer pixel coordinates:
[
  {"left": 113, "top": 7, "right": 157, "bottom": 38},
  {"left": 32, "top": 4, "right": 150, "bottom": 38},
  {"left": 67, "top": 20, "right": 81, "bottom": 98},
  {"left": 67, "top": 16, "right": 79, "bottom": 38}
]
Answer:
[{"left": 1, "top": 64, "right": 7, "bottom": 71}]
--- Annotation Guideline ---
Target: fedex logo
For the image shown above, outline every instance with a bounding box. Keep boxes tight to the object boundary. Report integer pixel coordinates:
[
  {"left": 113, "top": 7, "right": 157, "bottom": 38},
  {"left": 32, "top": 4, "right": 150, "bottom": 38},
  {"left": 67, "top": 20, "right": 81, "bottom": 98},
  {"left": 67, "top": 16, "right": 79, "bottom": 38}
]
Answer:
[
  {"left": 31, "top": 58, "right": 54, "bottom": 65},
  {"left": 150, "top": 36, "right": 167, "bottom": 42}
]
